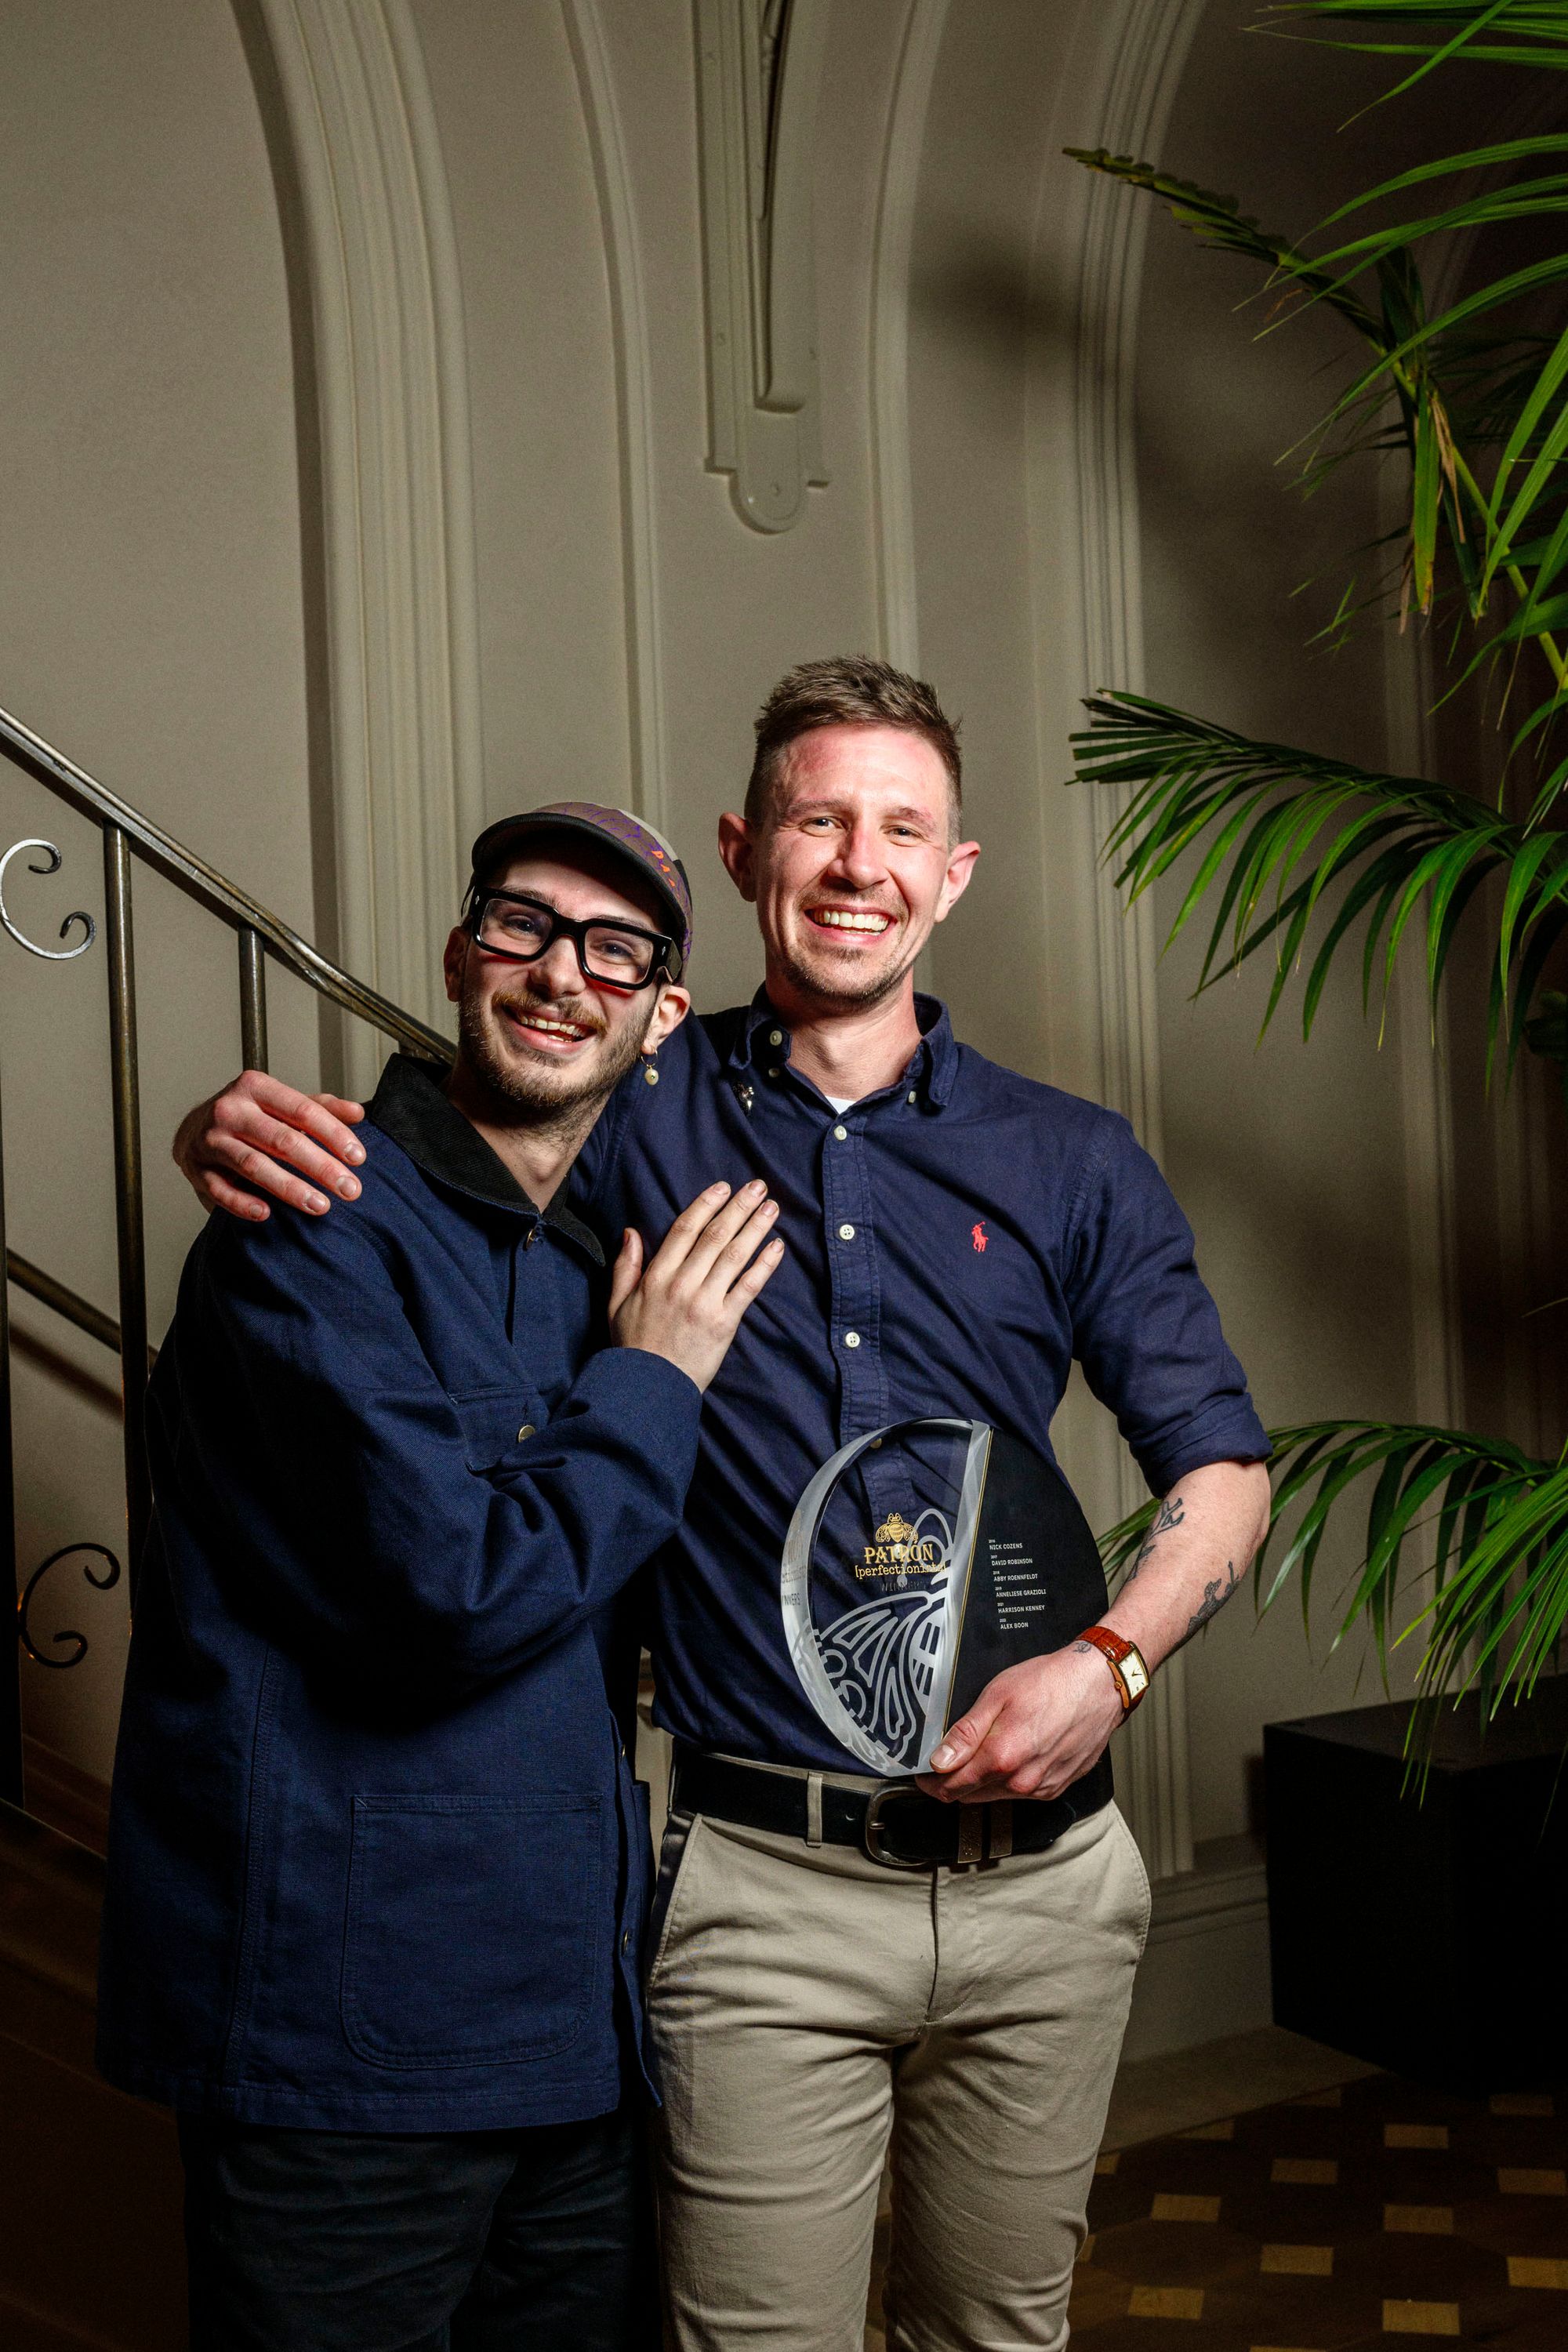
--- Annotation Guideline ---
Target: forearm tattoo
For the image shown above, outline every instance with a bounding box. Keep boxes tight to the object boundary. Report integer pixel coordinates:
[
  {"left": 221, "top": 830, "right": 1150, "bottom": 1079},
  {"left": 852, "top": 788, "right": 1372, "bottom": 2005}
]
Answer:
[
  {"left": 1178, "top": 1559, "right": 1240, "bottom": 1649},
  {"left": 1115, "top": 1488, "right": 1243, "bottom": 1653},
  {"left": 1105, "top": 1490, "right": 1243, "bottom": 1669},
  {"left": 1118, "top": 1492, "right": 1185, "bottom": 1592}
]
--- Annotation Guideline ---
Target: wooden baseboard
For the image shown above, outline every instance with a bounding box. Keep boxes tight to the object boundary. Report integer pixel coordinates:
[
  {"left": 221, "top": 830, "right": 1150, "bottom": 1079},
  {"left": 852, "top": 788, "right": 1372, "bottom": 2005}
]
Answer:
[{"left": 1122, "top": 1835, "right": 1273, "bottom": 2063}]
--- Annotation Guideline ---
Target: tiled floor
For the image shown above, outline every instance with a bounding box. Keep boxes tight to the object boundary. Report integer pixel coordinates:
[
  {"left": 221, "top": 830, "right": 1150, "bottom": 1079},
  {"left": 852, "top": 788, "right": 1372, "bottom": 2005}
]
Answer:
[
  {"left": 864, "top": 2059, "right": 1568, "bottom": 2347},
  {"left": 1073, "top": 2072, "right": 1567, "bottom": 2347}
]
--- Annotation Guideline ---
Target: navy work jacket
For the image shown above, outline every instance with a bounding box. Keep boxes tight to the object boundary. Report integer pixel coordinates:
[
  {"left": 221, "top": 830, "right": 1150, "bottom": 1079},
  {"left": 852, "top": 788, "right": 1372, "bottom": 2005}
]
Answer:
[
  {"left": 575, "top": 993, "right": 1271, "bottom": 1772},
  {"left": 98, "top": 1054, "right": 702, "bottom": 2132}
]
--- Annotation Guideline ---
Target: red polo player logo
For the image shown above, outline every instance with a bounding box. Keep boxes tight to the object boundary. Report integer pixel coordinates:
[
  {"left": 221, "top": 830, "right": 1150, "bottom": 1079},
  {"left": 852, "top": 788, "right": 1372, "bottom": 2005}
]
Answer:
[{"left": 971, "top": 1221, "right": 988, "bottom": 1252}]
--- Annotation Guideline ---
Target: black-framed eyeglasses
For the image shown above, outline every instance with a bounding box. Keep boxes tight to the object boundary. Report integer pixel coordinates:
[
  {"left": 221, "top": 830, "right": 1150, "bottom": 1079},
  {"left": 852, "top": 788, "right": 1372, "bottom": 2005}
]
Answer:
[{"left": 466, "top": 888, "right": 681, "bottom": 989}]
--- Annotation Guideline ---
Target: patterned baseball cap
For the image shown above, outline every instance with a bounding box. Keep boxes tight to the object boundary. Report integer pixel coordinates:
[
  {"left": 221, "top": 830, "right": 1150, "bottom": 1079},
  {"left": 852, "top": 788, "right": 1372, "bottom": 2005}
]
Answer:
[{"left": 467, "top": 803, "right": 693, "bottom": 976}]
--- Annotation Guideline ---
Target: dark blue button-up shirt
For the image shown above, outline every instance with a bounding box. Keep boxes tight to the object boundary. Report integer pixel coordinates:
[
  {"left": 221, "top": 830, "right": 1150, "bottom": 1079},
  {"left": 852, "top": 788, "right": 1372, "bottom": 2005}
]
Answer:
[{"left": 575, "top": 993, "right": 1269, "bottom": 1774}]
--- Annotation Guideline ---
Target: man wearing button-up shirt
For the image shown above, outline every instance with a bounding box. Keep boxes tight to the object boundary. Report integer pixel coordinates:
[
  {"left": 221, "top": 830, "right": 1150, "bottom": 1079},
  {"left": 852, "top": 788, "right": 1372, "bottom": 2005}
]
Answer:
[{"left": 176, "top": 657, "right": 1273, "bottom": 2352}]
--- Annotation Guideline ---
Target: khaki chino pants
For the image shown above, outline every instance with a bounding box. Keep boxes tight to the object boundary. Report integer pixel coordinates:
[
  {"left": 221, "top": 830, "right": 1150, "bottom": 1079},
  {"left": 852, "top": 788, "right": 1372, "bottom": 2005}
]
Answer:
[{"left": 644, "top": 1793, "right": 1150, "bottom": 2352}]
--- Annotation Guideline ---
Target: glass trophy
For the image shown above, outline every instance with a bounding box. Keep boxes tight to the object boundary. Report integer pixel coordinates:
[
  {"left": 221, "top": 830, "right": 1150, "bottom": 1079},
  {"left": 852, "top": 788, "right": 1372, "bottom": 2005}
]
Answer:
[{"left": 780, "top": 1417, "right": 1109, "bottom": 1777}]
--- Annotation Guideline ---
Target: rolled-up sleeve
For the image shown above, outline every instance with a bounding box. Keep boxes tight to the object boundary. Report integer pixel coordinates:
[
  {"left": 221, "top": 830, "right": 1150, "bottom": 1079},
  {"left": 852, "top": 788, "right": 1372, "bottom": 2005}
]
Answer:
[
  {"left": 1063, "top": 1113, "right": 1271, "bottom": 1497},
  {"left": 175, "top": 1206, "right": 702, "bottom": 1690}
]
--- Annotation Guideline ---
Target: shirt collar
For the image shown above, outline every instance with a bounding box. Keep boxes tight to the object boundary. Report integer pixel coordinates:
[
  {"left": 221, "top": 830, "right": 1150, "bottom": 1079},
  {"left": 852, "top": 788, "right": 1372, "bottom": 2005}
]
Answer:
[
  {"left": 725, "top": 987, "right": 956, "bottom": 1109},
  {"left": 366, "top": 1052, "right": 606, "bottom": 1264}
]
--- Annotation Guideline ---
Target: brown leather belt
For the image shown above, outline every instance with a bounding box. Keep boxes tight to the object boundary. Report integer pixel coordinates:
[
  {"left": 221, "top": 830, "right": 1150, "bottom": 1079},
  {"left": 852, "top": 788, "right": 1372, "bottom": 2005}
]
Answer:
[{"left": 669, "top": 1743, "right": 1112, "bottom": 1870}]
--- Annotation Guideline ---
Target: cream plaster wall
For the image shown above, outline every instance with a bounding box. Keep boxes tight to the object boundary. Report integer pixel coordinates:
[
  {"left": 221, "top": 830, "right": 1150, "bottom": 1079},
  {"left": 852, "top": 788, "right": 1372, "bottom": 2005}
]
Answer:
[
  {"left": 412, "top": 0, "right": 630, "bottom": 821},
  {"left": 909, "top": 1, "right": 1059, "bottom": 1087},
  {"left": 0, "top": 0, "right": 312, "bottom": 1771}
]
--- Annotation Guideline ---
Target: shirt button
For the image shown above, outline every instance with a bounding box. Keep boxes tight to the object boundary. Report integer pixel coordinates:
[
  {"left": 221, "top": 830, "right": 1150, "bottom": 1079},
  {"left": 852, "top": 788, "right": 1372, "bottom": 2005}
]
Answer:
[
  {"left": 768, "top": 1065, "right": 782, "bottom": 1078},
  {"left": 768, "top": 1028, "right": 783, "bottom": 1046},
  {"left": 906, "top": 1091, "right": 917, "bottom": 1105},
  {"left": 833, "top": 1123, "right": 848, "bottom": 1141},
  {"left": 517, "top": 1424, "right": 536, "bottom": 1442},
  {"left": 622, "top": 1931, "right": 631, "bottom": 1954},
  {"left": 838, "top": 1223, "right": 855, "bottom": 1241},
  {"left": 843, "top": 1330, "right": 861, "bottom": 1348}
]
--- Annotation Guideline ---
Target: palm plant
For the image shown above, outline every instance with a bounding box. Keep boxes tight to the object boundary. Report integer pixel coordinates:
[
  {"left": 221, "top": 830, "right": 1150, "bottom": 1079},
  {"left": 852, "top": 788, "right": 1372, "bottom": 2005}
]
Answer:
[{"left": 1072, "top": 2, "right": 1568, "bottom": 1711}]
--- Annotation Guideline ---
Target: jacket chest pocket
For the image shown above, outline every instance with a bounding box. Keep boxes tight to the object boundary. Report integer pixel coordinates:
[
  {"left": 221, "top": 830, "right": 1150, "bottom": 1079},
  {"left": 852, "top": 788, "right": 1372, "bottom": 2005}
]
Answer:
[
  {"left": 448, "top": 1388, "right": 546, "bottom": 1472},
  {"left": 341, "top": 1795, "right": 601, "bottom": 2067}
]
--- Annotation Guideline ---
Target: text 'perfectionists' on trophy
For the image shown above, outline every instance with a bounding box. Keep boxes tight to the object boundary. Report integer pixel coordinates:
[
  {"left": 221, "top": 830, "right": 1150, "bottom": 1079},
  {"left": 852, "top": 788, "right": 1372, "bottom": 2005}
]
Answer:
[{"left": 780, "top": 1417, "right": 1110, "bottom": 1777}]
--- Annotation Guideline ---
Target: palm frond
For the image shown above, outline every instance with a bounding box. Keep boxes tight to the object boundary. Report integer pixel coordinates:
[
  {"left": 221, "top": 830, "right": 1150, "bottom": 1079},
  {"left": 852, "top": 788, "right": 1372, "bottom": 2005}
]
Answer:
[
  {"left": 1072, "top": 691, "right": 1568, "bottom": 1062},
  {"left": 1100, "top": 1417, "right": 1565, "bottom": 1711},
  {"left": 1063, "top": 151, "right": 1381, "bottom": 337},
  {"left": 1077, "top": 4, "right": 1568, "bottom": 1750},
  {"left": 1072, "top": 106, "right": 1568, "bottom": 742},
  {"left": 1258, "top": 2, "right": 1568, "bottom": 84}
]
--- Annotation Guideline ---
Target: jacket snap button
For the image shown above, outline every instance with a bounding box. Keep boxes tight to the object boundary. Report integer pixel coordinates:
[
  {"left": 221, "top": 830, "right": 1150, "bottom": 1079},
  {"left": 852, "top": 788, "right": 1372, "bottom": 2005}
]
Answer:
[{"left": 517, "top": 1424, "right": 535, "bottom": 1441}]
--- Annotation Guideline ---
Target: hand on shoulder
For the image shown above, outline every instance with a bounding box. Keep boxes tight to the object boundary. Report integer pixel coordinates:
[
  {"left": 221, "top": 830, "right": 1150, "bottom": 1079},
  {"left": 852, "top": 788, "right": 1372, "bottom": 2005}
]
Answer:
[{"left": 173, "top": 1071, "right": 367, "bottom": 1223}]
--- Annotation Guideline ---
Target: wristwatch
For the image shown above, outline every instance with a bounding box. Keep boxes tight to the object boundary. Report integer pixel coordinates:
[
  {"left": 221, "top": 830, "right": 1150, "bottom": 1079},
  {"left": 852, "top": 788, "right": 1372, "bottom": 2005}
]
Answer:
[{"left": 1076, "top": 1624, "right": 1150, "bottom": 1715}]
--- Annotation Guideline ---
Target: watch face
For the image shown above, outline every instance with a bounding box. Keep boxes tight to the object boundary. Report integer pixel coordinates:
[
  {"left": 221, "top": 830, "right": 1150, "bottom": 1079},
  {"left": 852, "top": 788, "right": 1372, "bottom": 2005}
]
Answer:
[{"left": 1121, "top": 1648, "right": 1151, "bottom": 1700}]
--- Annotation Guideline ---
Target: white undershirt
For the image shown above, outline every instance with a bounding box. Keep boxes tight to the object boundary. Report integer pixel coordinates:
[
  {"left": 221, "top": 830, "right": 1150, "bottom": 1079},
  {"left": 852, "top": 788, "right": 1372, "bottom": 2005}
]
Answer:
[{"left": 822, "top": 1094, "right": 857, "bottom": 1115}]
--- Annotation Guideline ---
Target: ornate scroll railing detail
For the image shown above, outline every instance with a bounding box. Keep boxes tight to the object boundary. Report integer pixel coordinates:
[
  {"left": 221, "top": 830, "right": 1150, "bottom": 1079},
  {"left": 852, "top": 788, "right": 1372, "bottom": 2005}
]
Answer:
[
  {"left": 0, "top": 697, "right": 446, "bottom": 1816},
  {"left": 0, "top": 839, "right": 96, "bottom": 961},
  {"left": 18, "top": 1543, "right": 122, "bottom": 1670}
]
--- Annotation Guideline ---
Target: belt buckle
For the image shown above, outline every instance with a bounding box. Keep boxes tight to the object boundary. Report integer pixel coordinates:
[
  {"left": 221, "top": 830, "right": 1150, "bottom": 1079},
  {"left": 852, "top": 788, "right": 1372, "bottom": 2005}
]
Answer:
[{"left": 862, "top": 1784, "right": 931, "bottom": 1871}]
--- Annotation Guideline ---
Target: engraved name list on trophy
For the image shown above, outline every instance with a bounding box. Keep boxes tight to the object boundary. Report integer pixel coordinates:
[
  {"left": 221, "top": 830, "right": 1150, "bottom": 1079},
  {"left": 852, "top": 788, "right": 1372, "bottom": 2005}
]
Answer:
[{"left": 780, "top": 1416, "right": 1109, "bottom": 1778}]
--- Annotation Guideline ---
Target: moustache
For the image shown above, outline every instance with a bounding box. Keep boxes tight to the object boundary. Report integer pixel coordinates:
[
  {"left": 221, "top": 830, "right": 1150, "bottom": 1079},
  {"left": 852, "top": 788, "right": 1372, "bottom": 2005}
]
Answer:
[{"left": 492, "top": 989, "right": 606, "bottom": 1040}]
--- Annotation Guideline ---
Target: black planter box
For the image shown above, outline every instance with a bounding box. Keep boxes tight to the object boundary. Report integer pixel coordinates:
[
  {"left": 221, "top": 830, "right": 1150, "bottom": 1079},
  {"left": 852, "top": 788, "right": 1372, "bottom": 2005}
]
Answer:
[{"left": 1265, "top": 1678, "right": 1568, "bottom": 2091}]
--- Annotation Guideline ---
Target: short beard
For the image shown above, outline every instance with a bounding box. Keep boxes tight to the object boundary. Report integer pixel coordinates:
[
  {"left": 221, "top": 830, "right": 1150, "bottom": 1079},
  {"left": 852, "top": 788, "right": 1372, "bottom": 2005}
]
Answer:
[
  {"left": 776, "top": 930, "right": 920, "bottom": 1011},
  {"left": 456, "top": 983, "right": 654, "bottom": 1137}
]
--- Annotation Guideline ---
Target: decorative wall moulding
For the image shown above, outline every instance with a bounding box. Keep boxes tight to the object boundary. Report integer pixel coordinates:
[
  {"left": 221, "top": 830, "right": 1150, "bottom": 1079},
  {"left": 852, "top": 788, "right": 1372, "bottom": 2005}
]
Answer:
[
  {"left": 256, "top": 0, "right": 482, "bottom": 1087},
  {"left": 695, "top": 0, "right": 830, "bottom": 532},
  {"left": 869, "top": 0, "right": 948, "bottom": 673},
  {"left": 1045, "top": 0, "right": 1206, "bottom": 1879},
  {"left": 563, "top": 0, "right": 670, "bottom": 833}
]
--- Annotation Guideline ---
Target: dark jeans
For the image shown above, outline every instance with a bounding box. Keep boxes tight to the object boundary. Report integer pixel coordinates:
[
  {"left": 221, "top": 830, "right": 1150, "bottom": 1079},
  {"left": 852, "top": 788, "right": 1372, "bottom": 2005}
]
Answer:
[{"left": 177, "top": 2105, "right": 659, "bottom": 2352}]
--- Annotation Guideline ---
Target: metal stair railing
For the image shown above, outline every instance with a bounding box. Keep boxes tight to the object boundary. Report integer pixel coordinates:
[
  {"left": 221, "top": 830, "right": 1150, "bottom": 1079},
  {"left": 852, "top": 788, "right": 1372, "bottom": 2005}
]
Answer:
[{"left": 0, "top": 699, "right": 452, "bottom": 1817}]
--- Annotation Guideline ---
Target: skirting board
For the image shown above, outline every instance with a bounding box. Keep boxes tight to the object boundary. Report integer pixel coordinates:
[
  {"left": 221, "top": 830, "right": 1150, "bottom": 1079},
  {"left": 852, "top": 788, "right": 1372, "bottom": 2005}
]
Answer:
[{"left": 1121, "top": 1834, "right": 1272, "bottom": 2063}]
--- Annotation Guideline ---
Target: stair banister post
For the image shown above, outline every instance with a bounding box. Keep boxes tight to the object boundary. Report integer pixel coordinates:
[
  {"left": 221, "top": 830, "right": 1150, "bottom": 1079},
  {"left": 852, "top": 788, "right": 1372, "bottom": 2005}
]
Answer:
[
  {"left": 238, "top": 927, "right": 270, "bottom": 1075},
  {"left": 102, "top": 827, "right": 151, "bottom": 1605}
]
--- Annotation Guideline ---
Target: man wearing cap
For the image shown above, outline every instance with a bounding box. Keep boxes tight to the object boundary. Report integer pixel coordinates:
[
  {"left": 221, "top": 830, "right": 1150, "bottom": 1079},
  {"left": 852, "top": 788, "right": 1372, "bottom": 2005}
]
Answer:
[
  {"left": 172, "top": 657, "right": 1273, "bottom": 2352},
  {"left": 101, "top": 811, "right": 781, "bottom": 2350}
]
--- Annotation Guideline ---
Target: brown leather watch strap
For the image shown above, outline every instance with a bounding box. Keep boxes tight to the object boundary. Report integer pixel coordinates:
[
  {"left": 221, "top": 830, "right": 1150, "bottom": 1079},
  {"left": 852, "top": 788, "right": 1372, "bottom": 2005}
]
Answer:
[{"left": 1076, "top": 1624, "right": 1147, "bottom": 1714}]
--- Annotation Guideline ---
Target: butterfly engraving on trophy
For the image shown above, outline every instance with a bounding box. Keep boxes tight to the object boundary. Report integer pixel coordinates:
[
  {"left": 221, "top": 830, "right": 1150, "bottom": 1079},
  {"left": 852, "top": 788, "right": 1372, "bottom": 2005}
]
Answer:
[{"left": 815, "top": 1506, "right": 955, "bottom": 1767}]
